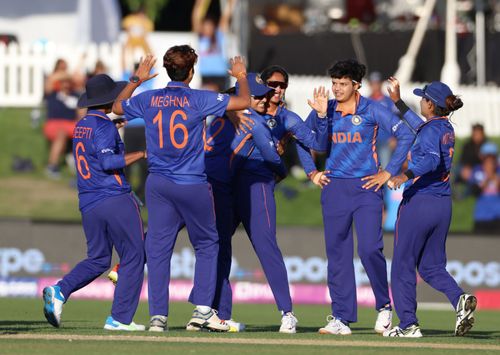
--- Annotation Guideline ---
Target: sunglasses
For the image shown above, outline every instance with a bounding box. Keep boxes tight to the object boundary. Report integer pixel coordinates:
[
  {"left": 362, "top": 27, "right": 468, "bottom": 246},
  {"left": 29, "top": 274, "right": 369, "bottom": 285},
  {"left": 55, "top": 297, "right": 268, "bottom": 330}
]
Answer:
[
  {"left": 267, "top": 81, "right": 288, "bottom": 89},
  {"left": 251, "top": 94, "right": 267, "bottom": 100}
]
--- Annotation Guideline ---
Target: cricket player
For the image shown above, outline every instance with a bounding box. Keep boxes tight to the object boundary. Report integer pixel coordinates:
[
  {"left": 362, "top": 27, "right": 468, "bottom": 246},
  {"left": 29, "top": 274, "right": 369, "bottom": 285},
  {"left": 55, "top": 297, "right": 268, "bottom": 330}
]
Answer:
[
  {"left": 112, "top": 45, "right": 250, "bottom": 332},
  {"left": 42, "top": 68, "right": 154, "bottom": 330},
  {"left": 383, "top": 78, "right": 476, "bottom": 338},
  {"left": 296, "top": 59, "right": 415, "bottom": 335}
]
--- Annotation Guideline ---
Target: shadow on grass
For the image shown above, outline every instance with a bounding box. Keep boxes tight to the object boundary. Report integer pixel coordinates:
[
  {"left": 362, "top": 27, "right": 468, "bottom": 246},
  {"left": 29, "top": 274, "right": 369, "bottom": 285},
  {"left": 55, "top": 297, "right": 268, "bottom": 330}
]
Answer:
[{"left": 423, "top": 328, "right": 499, "bottom": 340}]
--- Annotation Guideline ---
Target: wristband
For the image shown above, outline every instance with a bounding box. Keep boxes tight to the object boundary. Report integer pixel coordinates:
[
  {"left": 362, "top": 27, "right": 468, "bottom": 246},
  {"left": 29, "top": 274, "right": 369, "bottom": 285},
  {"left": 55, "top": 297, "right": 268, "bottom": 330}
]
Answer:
[
  {"left": 395, "top": 99, "right": 410, "bottom": 116},
  {"left": 317, "top": 112, "right": 327, "bottom": 119},
  {"left": 403, "top": 170, "right": 415, "bottom": 179}
]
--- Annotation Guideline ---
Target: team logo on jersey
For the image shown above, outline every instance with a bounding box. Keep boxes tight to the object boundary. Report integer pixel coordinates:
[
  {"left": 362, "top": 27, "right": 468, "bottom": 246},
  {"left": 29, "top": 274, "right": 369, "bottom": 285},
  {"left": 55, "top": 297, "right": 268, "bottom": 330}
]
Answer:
[
  {"left": 267, "top": 118, "right": 277, "bottom": 128},
  {"left": 351, "top": 115, "right": 362, "bottom": 125},
  {"left": 217, "top": 93, "right": 225, "bottom": 102}
]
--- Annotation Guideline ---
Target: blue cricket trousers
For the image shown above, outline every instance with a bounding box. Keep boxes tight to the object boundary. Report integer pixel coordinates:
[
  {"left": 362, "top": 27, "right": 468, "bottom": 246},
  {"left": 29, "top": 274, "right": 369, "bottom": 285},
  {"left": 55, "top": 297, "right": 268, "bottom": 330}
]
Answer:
[
  {"left": 145, "top": 173, "right": 219, "bottom": 316},
  {"left": 57, "top": 193, "right": 145, "bottom": 324},
  {"left": 235, "top": 172, "right": 293, "bottom": 314},
  {"left": 392, "top": 194, "right": 464, "bottom": 328},
  {"left": 207, "top": 178, "right": 239, "bottom": 320},
  {"left": 321, "top": 178, "right": 390, "bottom": 323}
]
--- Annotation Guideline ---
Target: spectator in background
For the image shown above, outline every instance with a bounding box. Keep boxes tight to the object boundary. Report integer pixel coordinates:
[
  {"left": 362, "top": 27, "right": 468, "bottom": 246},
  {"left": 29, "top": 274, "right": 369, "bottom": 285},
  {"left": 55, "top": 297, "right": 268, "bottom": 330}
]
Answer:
[
  {"left": 192, "top": 0, "right": 235, "bottom": 91},
  {"left": 87, "top": 60, "right": 108, "bottom": 80},
  {"left": 122, "top": 6, "right": 153, "bottom": 54},
  {"left": 44, "top": 59, "right": 69, "bottom": 95},
  {"left": 459, "top": 123, "right": 486, "bottom": 183},
  {"left": 43, "top": 72, "right": 81, "bottom": 179},
  {"left": 470, "top": 142, "right": 500, "bottom": 234}
]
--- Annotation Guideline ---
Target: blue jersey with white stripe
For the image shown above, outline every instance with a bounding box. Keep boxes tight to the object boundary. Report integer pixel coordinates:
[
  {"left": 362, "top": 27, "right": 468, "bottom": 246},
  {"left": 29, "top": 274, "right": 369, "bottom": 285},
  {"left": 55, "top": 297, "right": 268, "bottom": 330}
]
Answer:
[
  {"left": 403, "top": 113, "right": 455, "bottom": 198},
  {"left": 297, "top": 95, "right": 414, "bottom": 178},
  {"left": 73, "top": 110, "right": 131, "bottom": 212},
  {"left": 122, "top": 81, "right": 230, "bottom": 184}
]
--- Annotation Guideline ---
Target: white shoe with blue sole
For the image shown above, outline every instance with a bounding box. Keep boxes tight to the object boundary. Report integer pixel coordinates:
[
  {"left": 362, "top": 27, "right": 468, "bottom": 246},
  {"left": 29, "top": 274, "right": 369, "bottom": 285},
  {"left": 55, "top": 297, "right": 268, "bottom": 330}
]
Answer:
[
  {"left": 43, "top": 285, "right": 65, "bottom": 328},
  {"left": 104, "top": 316, "right": 146, "bottom": 331}
]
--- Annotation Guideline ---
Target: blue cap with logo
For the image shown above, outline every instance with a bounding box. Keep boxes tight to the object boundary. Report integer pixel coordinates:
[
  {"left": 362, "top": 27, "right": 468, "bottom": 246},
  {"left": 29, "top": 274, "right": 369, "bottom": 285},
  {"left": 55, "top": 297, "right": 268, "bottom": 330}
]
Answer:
[
  {"left": 236, "top": 72, "right": 273, "bottom": 97},
  {"left": 413, "top": 81, "right": 453, "bottom": 109}
]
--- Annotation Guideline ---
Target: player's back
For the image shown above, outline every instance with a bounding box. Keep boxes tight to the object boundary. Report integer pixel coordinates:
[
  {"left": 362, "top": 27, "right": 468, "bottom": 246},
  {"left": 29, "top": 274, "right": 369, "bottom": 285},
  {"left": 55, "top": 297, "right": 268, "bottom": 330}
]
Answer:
[
  {"left": 73, "top": 111, "right": 130, "bottom": 212},
  {"left": 123, "top": 81, "right": 229, "bottom": 184}
]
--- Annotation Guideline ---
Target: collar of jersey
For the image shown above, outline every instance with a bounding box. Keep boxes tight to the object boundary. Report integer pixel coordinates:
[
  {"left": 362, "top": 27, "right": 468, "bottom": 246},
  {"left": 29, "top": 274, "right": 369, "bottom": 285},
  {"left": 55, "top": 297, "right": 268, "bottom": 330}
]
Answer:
[
  {"left": 86, "top": 110, "right": 110, "bottom": 121},
  {"left": 335, "top": 92, "right": 361, "bottom": 117},
  {"left": 167, "top": 81, "right": 189, "bottom": 88}
]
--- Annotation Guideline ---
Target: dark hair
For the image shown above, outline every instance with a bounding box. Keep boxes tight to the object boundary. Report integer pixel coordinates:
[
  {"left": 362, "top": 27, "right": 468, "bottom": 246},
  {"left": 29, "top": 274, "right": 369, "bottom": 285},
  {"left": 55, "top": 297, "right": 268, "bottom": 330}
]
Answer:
[
  {"left": 328, "top": 59, "right": 366, "bottom": 83},
  {"left": 472, "top": 123, "right": 484, "bottom": 131},
  {"left": 434, "top": 95, "right": 463, "bottom": 116},
  {"left": 260, "top": 65, "right": 289, "bottom": 84},
  {"left": 163, "top": 45, "right": 198, "bottom": 81}
]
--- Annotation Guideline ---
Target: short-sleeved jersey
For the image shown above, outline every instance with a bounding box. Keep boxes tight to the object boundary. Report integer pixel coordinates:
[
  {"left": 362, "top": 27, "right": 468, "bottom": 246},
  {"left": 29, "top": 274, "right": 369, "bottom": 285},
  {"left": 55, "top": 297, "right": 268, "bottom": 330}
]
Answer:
[
  {"left": 297, "top": 95, "right": 414, "bottom": 178},
  {"left": 73, "top": 110, "right": 130, "bottom": 212},
  {"left": 403, "top": 116, "right": 455, "bottom": 198},
  {"left": 122, "top": 81, "right": 230, "bottom": 184},
  {"left": 204, "top": 115, "right": 254, "bottom": 184}
]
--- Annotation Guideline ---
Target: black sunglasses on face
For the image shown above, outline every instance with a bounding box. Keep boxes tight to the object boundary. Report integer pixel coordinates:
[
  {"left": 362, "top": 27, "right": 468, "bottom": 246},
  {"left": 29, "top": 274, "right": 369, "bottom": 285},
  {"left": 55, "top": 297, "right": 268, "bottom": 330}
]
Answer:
[
  {"left": 267, "top": 81, "right": 288, "bottom": 89},
  {"left": 251, "top": 94, "right": 267, "bottom": 100}
]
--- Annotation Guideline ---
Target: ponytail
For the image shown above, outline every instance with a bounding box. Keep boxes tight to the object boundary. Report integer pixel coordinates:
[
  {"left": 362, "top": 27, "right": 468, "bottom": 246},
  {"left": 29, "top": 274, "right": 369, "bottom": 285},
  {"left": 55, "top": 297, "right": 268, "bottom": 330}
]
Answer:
[{"left": 435, "top": 95, "right": 463, "bottom": 116}]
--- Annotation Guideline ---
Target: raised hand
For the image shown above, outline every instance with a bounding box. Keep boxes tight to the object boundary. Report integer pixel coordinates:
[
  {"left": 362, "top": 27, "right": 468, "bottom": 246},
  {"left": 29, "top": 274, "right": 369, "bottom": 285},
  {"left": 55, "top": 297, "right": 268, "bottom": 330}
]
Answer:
[
  {"left": 135, "top": 54, "right": 158, "bottom": 83},
  {"left": 307, "top": 86, "right": 329, "bottom": 117},
  {"left": 387, "top": 76, "right": 401, "bottom": 103},
  {"left": 228, "top": 56, "right": 247, "bottom": 80}
]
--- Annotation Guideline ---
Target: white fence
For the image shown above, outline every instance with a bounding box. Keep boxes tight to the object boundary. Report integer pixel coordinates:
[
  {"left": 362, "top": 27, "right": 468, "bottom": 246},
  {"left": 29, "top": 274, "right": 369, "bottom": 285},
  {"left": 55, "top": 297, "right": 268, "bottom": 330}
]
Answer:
[{"left": 1, "top": 41, "right": 499, "bottom": 137}]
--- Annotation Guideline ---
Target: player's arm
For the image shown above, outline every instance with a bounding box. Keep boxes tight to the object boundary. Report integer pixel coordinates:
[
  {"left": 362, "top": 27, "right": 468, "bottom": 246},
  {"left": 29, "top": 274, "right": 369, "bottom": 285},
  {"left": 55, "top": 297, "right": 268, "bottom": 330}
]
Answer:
[
  {"left": 226, "top": 56, "right": 250, "bottom": 111},
  {"left": 95, "top": 124, "right": 145, "bottom": 170},
  {"left": 286, "top": 110, "right": 328, "bottom": 151},
  {"left": 387, "top": 76, "right": 423, "bottom": 132},
  {"left": 361, "top": 103, "right": 415, "bottom": 191},
  {"left": 389, "top": 125, "right": 441, "bottom": 189},
  {"left": 112, "top": 54, "right": 158, "bottom": 115},
  {"left": 251, "top": 121, "right": 287, "bottom": 178}
]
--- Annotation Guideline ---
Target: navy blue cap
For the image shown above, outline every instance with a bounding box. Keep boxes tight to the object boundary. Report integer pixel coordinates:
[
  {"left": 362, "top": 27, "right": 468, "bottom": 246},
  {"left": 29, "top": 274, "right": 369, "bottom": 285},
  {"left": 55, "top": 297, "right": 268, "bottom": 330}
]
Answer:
[
  {"left": 236, "top": 72, "right": 273, "bottom": 97},
  {"left": 413, "top": 81, "right": 453, "bottom": 109},
  {"left": 78, "top": 74, "right": 127, "bottom": 108}
]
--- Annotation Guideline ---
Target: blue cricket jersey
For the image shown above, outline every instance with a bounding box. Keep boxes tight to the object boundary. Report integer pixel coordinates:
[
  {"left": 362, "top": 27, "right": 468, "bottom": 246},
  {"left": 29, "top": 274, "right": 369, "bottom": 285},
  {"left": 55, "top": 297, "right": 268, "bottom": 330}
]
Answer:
[
  {"left": 204, "top": 114, "right": 254, "bottom": 184},
  {"left": 122, "top": 81, "right": 230, "bottom": 184},
  {"left": 242, "top": 104, "right": 327, "bottom": 180},
  {"left": 402, "top": 112, "right": 456, "bottom": 198},
  {"left": 73, "top": 110, "right": 131, "bottom": 212},
  {"left": 297, "top": 95, "right": 414, "bottom": 178}
]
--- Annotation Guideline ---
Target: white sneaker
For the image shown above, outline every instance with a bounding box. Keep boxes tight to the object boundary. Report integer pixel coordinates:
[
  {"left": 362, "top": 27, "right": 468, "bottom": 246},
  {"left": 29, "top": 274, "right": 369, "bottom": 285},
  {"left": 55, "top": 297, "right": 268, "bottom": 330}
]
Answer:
[
  {"left": 318, "top": 315, "right": 352, "bottom": 335},
  {"left": 374, "top": 307, "right": 393, "bottom": 334},
  {"left": 226, "top": 319, "right": 246, "bottom": 332},
  {"left": 383, "top": 324, "right": 422, "bottom": 338},
  {"left": 187, "top": 308, "right": 229, "bottom": 332},
  {"left": 149, "top": 315, "right": 167, "bottom": 332},
  {"left": 279, "top": 312, "right": 298, "bottom": 333},
  {"left": 104, "top": 316, "right": 146, "bottom": 331},
  {"left": 455, "top": 293, "right": 477, "bottom": 336}
]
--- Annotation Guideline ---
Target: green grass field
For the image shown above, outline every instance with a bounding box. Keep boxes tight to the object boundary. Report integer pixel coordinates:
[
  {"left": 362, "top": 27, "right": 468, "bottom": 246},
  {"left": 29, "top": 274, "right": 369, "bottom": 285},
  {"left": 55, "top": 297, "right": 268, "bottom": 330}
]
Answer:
[
  {"left": 0, "top": 299, "right": 499, "bottom": 354},
  {"left": 0, "top": 107, "right": 497, "bottom": 231}
]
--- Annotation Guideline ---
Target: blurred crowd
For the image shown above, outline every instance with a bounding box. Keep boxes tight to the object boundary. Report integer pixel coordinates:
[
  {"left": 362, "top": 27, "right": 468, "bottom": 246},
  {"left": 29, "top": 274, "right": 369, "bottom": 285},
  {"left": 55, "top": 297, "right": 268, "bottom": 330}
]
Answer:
[{"left": 252, "top": 0, "right": 500, "bottom": 35}]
